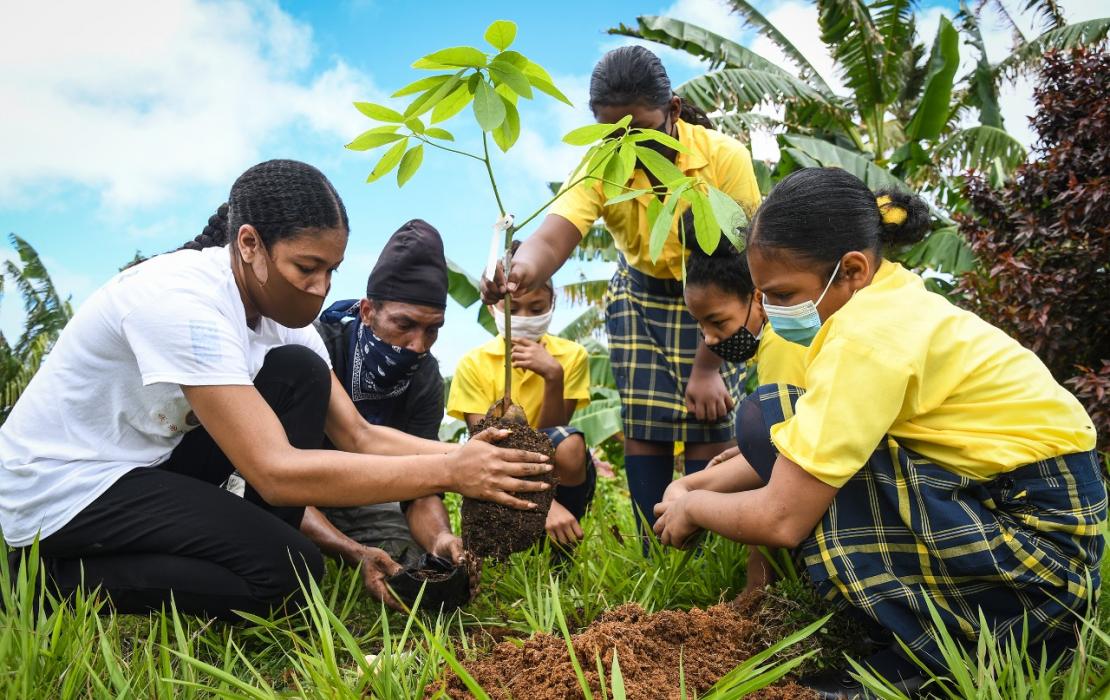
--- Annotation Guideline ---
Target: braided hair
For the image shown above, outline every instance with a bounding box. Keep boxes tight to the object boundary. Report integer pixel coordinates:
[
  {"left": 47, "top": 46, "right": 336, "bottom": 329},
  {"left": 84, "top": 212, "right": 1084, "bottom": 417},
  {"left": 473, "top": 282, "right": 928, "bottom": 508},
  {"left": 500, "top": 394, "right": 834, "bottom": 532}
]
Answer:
[
  {"left": 180, "top": 159, "right": 349, "bottom": 252},
  {"left": 589, "top": 46, "right": 714, "bottom": 129}
]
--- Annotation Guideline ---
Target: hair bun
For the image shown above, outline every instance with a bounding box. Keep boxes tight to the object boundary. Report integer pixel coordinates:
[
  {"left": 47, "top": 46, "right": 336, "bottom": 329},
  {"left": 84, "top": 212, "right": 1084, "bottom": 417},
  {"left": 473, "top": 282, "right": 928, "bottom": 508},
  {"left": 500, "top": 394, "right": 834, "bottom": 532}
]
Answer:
[{"left": 874, "top": 189, "right": 929, "bottom": 245}]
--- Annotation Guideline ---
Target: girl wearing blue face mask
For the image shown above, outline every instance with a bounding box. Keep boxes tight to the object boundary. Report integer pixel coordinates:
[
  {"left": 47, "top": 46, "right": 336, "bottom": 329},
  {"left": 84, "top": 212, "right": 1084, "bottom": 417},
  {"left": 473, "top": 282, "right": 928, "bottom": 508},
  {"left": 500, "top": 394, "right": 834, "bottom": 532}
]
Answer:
[{"left": 654, "top": 168, "right": 1103, "bottom": 696}]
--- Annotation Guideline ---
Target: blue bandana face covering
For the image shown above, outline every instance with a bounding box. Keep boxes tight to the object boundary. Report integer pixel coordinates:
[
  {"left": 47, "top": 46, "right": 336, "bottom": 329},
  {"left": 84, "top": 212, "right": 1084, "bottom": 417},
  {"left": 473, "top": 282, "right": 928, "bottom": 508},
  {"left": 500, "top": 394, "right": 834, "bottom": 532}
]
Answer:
[
  {"left": 762, "top": 261, "right": 841, "bottom": 347},
  {"left": 351, "top": 322, "right": 425, "bottom": 402}
]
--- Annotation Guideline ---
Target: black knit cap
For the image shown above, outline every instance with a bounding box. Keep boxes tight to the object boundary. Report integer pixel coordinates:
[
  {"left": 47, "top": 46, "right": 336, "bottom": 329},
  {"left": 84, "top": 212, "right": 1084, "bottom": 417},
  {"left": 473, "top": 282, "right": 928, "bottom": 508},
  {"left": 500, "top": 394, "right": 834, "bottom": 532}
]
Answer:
[{"left": 365, "top": 219, "right": 448, "bottom": 309}]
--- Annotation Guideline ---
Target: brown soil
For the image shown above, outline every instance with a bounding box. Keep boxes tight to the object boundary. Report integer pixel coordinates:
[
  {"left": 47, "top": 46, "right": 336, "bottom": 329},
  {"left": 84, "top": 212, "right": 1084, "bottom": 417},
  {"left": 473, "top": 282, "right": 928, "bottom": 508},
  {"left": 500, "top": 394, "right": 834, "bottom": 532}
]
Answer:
[
  {"left": 461, "top": 411, "right": 557, "bottom": 562},
  {"left": 440, "top": 592, "right": 817, "bottom": 699},
  {"left": 409, "top": 567, "right": 454, "bottom": 582}
]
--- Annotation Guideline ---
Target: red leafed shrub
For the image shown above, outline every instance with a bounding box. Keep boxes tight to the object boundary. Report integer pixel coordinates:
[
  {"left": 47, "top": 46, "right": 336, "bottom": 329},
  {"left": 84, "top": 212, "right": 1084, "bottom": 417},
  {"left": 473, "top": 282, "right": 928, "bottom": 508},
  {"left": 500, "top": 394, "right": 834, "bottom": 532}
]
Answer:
[{"left": 957, "top": 47, "right": 1109, "bottom": 450}]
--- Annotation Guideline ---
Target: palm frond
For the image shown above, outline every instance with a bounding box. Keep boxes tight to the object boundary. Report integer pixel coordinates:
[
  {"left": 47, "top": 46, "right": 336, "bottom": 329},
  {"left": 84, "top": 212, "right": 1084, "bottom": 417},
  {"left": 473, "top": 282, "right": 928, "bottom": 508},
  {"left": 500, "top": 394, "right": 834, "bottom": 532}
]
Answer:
[
  {"left": 714, "top": 112, "right": 785, "bottom": 142},
  {"left": 818, "top": 0, "right": 887, "bottom": 119},
  {"left": 725, "top": 0, "right": 835, "bottom": 93},
  {"left": 995, "top": 18, "right": 1110, "bottom": 81},
  {"left": 956, "top": 2, "right": 1004, "bottom": 128},
  {"left": 559, "top": 278, "right": 610, "bottom": 309},
  {"left": 557, "top": 306, "right": 606, "bottom": 342},
  {"left": 779, "top": 134, "right": 911, "bottom": 192},
  {"left": 610, "top": 16, "right": 793, "bottom": 76},
  {"left": 1, "top": 322, "right": 53, "bottom": 423},
  {"left": 678, "top": 68, "right": 849, "bottom": 131},
  {"left": 1021, "top": 0, "right": 1067, "bottom": 32},
  {"left": 935, "top": 124, "right": 1027, "bottom": 175},
  {"left": 873, "top": 0, "right": 919, "bottom": 102},
  {"left": 977, "top": 0, "right": 1029, "bottom": 47}
]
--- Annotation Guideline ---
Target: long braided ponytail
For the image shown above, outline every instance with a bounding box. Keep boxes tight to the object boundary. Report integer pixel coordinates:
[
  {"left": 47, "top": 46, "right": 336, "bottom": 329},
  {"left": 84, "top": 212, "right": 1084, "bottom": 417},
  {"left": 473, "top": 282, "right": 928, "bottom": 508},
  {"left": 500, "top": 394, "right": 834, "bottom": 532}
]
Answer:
[{"left": 180, "top": 159, "right": 349, "bottom": 252}]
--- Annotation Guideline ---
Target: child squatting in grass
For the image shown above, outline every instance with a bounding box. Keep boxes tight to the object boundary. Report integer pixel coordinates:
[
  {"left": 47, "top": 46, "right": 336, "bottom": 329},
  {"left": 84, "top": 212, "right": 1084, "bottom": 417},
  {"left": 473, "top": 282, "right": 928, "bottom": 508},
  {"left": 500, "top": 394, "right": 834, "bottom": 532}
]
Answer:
[
  {"left": 448, "top": 244, "right": 596, "bottom": 548},
  {"left": 653, "top": 167, "right": 1106, "bottom": 697}
]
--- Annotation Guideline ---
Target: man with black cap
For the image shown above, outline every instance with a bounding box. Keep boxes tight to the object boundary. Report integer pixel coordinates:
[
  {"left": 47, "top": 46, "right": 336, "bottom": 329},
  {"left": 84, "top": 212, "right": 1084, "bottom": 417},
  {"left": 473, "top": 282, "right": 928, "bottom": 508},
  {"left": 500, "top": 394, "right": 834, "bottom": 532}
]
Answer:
[{"left": 301, "top": 219, "right": 464, "bottom": 606}]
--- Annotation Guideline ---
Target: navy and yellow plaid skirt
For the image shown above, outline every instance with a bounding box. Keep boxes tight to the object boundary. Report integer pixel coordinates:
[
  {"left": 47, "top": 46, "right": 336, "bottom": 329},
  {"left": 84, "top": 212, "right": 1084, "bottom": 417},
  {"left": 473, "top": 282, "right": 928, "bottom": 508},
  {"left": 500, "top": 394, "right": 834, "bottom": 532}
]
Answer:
[
  {"left": 753, "top": 383, "right": 1107, "bottom": 669},
  {"left": 604, "top": 259, "right": 745, "bottom": 444}
]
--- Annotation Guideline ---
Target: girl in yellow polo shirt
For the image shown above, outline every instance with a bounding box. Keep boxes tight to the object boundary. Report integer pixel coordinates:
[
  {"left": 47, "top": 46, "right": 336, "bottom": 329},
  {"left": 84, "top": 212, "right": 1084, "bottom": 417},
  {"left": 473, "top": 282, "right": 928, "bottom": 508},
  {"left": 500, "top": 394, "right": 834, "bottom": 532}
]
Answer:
[
  {"left": 448, "top": 276, "right": 595, "bottom": 547},
  {"left": 482, "top": 46, "right": 762, "bottom": 540},
  {"left": 654, "top": 168, "right": 1104, "bottom": 692}
]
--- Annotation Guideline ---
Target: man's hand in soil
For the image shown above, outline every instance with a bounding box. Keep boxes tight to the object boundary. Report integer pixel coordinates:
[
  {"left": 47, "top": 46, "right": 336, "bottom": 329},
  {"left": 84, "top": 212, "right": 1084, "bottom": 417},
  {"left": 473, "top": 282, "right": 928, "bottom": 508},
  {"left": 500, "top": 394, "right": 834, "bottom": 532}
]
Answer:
[
  {"left": 510, "top": 338, "right": 562, "bottom": 380},
  {"left": 685, "top": 367, "right": 734, "bottom": 423},
  {"left": 545, "top": 500, "right": 584, "bottom": 545},
  {"left": 653, "top": 492, "right": 703, "bottom": 549},
  {"left": 707, "top": 445, "right": 740, "bottom": 468},
  {"left": 358, "top": 546, "right": 404, "bottom": 610},
  {"left": 429, "top": 531, "right": 480, "bottom": 601},
  {"left": 449, "top": 428, "right": 551, "bottom": 509}
]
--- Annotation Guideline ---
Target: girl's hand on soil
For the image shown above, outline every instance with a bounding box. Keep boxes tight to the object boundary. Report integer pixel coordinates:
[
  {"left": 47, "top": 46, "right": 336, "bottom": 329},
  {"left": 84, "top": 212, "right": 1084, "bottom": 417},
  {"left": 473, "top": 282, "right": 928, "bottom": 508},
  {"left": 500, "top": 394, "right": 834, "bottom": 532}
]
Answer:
[
  {"left": 510, "top": 339, "right": 562, "bottom": 380},
  {"left": 358, "top": 546, "right": 405, "bottom": 611},
  {"left": 450, "top": 428, "right": 552, "bottom": 510},
  {"left": 685, "top": 368, "right": 735, "bottom": 423},
  {"left": 653, "top": 493, "right": 702, "bottom": 549},
  {"left": 707, "top": 445, "right": 740, "bottom": 468},
  {"left": 480, "top": 258, "right": 542, "bottom": 305},
  {"left": 545, "top": 499, "right": 584, "bottom": 545}
]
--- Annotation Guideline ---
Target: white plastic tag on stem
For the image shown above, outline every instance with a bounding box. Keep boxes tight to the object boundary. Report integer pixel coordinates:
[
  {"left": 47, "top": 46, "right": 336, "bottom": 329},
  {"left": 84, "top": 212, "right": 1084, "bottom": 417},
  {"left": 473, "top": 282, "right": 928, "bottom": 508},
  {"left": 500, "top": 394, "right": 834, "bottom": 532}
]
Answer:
[{"left": 484, "top": 213, "right": 515, "bottom": 282}]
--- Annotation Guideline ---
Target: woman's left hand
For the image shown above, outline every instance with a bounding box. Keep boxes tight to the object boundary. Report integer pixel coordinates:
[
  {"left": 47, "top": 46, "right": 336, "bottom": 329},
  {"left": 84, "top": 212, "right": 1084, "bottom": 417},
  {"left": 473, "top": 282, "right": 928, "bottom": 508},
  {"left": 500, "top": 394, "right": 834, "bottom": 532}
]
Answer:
[
  {"left": 653, "top": 492, "right": 703, "bottom": 549},
  {"left": 685, "top": 369, "right": 734, "bottom": 423}
]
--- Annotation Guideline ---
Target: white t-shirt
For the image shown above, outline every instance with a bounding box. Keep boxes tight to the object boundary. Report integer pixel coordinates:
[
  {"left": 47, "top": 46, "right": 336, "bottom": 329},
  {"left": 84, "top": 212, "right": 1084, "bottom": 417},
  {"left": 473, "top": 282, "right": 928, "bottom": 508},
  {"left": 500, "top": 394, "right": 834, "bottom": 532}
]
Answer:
[{"left": 0, "top": 245, "right": 330, "bottom": 547}]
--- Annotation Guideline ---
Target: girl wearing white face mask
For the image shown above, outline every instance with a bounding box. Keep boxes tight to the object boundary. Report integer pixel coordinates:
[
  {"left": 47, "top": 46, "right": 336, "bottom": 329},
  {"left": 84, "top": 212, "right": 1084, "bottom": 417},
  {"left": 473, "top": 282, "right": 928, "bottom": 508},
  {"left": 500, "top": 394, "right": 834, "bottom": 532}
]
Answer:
[{"left": 448, "top": 270, "right": 596, "bottom": 548}]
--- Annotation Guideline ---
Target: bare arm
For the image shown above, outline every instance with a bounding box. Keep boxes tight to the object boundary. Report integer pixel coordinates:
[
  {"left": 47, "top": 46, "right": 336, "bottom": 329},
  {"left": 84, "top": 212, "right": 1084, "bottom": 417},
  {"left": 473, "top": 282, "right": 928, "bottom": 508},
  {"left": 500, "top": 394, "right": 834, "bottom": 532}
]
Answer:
[
  {"left": 655, "top": 454, "right": 838, "bottom": 549},
  {"left": 405, "top": 496, "right": 458, "bottom": 557},
  {"left": 299, "top": 506, "right": 403, "bottom": 609},
  {"left": 324, "top": 374, "right": 457, "bottom": 457},
  {"left": 182, "top": 383, "right": 551, "bottom": 509},
  {"left": 480, "top": 214, "right": 581, "bottom": 303},
  {"left": 535, "top": 369, "right": 566, "bottom": 430}
]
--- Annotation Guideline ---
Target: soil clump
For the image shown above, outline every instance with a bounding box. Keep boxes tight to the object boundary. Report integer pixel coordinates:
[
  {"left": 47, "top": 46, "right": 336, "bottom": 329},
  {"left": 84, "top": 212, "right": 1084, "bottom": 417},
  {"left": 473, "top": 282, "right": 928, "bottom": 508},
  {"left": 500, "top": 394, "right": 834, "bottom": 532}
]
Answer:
[
  {"left": 441, "top": 592, "right": 817, "bottom": 699},
  {"left": 461, "top": 410, "right": 557, "bottom": 561}
]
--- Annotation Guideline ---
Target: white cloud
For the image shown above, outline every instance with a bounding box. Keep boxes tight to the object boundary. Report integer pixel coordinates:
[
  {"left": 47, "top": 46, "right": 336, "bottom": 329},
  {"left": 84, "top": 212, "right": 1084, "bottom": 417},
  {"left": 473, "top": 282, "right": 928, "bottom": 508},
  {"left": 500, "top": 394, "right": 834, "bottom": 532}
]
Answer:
[{"left": 0, "top": 0, "right": 379, "bottom": 210}]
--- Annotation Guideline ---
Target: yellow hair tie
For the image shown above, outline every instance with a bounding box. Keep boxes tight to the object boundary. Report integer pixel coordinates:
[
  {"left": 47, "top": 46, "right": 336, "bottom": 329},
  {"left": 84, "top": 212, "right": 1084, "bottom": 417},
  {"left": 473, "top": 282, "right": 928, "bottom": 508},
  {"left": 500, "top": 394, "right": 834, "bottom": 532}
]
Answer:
[{"left": 876, "top": 195, "right": 907, "bottom": 226}]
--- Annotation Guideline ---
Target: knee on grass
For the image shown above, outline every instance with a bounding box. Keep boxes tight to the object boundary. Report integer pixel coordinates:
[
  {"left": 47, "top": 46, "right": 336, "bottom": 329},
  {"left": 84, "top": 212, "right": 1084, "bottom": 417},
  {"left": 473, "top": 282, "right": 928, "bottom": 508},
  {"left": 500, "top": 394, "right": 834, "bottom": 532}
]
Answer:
[{"left": 553, "top": 433, "right": 588, "bottom": 486}]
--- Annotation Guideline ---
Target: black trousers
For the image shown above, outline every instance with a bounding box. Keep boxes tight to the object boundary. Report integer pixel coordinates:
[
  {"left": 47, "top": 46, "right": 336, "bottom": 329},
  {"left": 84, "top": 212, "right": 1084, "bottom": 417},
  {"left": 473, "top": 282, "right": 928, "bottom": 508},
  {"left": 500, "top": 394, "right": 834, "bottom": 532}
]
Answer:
[{"left": 15, "top": 345, "right": 331, "bottom": 620}]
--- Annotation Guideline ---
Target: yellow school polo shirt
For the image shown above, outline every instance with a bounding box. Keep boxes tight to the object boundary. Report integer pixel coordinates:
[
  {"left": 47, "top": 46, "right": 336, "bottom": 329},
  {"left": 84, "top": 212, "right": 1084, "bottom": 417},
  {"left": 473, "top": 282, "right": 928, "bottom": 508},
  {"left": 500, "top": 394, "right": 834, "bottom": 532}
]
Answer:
[
  {"left": 771, "top": 260, "right": 1096, "bottom": 488},
  {"left": 754, "top": 325, "right": 807, "bottom": 386},
  {"left": 549, "top": 119, "right": 761, "bottom": 280},
  {"left": 447, "top": 334, "right": 591, "bottom": 427}
]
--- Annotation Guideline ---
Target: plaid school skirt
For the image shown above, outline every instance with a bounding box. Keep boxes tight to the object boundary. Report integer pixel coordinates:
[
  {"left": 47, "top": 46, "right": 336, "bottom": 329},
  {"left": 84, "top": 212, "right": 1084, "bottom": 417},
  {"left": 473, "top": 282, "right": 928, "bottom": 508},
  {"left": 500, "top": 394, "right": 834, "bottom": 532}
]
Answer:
[
  {"left": 604, "top": 259, "right": 744, "bottom": 444},
  {"left": 752, "top": 383, "right": 1107, "bottom": 670}
]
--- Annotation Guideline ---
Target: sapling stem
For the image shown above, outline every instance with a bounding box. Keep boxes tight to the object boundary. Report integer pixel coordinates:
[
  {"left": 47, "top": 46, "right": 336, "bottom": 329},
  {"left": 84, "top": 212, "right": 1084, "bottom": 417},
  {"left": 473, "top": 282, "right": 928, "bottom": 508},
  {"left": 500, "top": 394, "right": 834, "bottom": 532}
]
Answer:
[{"left": 480, "top": 131, "right": 514, "bottom": 410}]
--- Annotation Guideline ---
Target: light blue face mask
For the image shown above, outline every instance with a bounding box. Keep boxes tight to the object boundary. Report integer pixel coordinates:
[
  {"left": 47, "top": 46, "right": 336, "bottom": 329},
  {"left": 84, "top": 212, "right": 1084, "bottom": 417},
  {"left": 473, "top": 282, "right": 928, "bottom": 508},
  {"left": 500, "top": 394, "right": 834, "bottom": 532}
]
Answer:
[{"left": 762, "top": 261, "right": 841, "bottom": 347}]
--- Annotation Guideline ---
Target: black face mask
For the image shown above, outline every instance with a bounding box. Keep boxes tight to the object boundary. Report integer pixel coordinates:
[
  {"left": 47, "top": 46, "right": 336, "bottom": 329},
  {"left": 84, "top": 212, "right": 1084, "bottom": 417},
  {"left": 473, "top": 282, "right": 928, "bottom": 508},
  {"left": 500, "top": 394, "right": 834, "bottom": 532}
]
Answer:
[{"left": 704, "top": 303, "right": 759, "bottom": 363}]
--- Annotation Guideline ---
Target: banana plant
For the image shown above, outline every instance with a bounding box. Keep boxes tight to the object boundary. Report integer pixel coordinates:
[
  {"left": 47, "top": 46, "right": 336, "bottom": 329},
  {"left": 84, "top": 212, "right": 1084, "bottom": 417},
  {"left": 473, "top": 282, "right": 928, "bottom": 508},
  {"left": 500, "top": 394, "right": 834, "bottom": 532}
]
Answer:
[{"left": 348, "top": 19, "right": 748, "bottom": 414}]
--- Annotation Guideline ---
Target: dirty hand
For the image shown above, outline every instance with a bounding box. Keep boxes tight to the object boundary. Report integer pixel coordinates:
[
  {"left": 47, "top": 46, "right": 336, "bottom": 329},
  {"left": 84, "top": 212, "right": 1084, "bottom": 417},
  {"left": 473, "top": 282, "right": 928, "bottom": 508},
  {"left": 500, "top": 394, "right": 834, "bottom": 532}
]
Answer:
[
  {"left": 510, "top": 338, "right": 562, "bottom": 379},
  {"left": 430, "top": 532, "right": 479, "bottom": 600},
  {"left": 685, "top": 368, "right": 735, "bottom": 423},
  {"left": 449, "top": 428, "right": 552, "bottom": 510},
  {"left": 707, "top": 445, "right": 741, "bottom": 468},
  {"left": 653, "top": 492, "right": 702, "bottom": 549},
  {"left": 358, "top": 546, "right": 404, "bottom": 610},
  {"left": 545, "top": 499, "right": 584, "bottom": 545},
  {"left": 480, "top": 257, "right": 542, "bottom": 305}
]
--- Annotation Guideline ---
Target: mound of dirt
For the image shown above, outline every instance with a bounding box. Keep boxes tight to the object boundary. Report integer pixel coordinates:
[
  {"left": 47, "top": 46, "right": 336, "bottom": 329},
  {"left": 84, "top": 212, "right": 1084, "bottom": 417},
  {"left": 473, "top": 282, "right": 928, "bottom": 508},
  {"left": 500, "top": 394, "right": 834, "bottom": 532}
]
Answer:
[
  {"left": 461, "top": 412, "right": 557, "bottom": 562},
  {"left": 441, "top": 593, "right": 817, "bottom": 699}
]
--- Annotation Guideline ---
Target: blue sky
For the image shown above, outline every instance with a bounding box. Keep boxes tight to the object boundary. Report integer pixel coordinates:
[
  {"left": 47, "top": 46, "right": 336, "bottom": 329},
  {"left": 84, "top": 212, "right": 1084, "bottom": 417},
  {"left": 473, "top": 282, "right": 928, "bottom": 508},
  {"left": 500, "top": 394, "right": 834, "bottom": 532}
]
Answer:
[{"left": 1, "top": 0, "right": 1094, "bottom": 374}]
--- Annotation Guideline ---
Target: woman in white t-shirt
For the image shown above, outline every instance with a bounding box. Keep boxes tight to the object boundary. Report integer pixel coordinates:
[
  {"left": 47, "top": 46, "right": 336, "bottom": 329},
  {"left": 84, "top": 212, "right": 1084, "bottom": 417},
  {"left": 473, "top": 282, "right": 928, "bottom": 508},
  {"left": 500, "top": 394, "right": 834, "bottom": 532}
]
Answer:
[{"left": 0, "top": 159, "right": 551, "bottom": 620}]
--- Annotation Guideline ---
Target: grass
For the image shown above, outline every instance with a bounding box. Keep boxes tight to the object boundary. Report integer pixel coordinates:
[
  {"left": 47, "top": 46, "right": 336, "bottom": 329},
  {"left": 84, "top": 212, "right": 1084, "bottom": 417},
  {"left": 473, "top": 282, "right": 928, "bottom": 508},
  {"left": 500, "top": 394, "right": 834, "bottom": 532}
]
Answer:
[{"left": 2, "top": 464, "right": 1108, "bottom": 698}]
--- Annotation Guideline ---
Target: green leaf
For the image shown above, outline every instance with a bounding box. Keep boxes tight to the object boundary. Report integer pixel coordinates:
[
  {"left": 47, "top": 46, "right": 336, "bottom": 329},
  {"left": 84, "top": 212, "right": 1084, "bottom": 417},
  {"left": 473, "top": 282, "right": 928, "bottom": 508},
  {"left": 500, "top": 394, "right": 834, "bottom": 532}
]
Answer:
[
  {"left": 484, "top": 20, "right": 517, "bottom": 51},
  {"left": 424, "top": 127, "right": 454, "bottom": 141},
  {"left": 563, "top": 121, "right": 623, "bottom": 146},
  {"left": 648, "top": 193, "right": 680, "bottom": 262},
  {"left": 630, "top": 127, "right": 688, "bottom": 154},
  {"left": 345, "top": 127, "right": 404, "bottom": 151},
  {"left": 446, "top": 258, "right": 481, "bottom": 307},
  {"left": 397, "top": 144, "right": 424, "bottom": 187},
  {"left": 706, "top": 186, "right": 747, "bottom": 251},
  {"left": 935, "top": 124, "right": 1027, "bottom": 177},
  {"left": 353, "top": 101, "right": 404, "bottom": 122},
  {"left": 431, "top": 84, "right": 473, "bottom": 124},
  {"left": 523, "top": 61, "right": 574, "bottom": 105},
  {"left": 611, "top": 650, "right": 626, "bottom": 699},
  {"left": 413, "top": 46, "right": 487, "bottom": 70},
  {"left": 404, "top": 72, "right": 464, "bottom": 119},
  {"left": 473, "top": 79, "right": 506, "bottom": 131},
  {"left": 781, "top": 134, "right": 910, "bottom": 192},
  {"left": 391, "top": 74, "right": 451, "bottom": 98},
  {"left": 489, "top": 60, "right": 534, "bottom": 99},
  {"left": 494, "top": 49, "right": 528, "bottom": 68},
  {"left": 605, "top": 188, "right": 652, "bottom": 206},
  {"left": 601, "top": 143, "right": 636, "bottom": 200},
  {"left": 905, "top": 16, "right": 959, "bottom": 141},
  {"left": 688, "top": 191, "right": 721, "bottom": 254},
  {"left": 491, "top": 96, "right": 520, "bottom": 151},
  {"left": 570, "top": 398, "right": 622, "bottom": 446},
  {"left": 365, "top": 138, "right": 408, "bottom": 183},
  {"left": 404, "top": 117, "right": 425, "bottom": 134},
  {"left": 477, "top": 305, "right": 496, "bottom": 335},
  {"left": 634, "top": 146, "right": 685, "bottom": 185}
]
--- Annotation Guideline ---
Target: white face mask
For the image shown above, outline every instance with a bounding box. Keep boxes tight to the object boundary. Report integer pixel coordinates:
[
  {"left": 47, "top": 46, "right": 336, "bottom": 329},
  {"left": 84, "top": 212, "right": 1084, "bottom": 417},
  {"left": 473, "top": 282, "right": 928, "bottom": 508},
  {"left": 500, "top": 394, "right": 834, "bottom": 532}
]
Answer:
[{"left": 492, "top": 305, "right": 553, "bottom": 342}]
